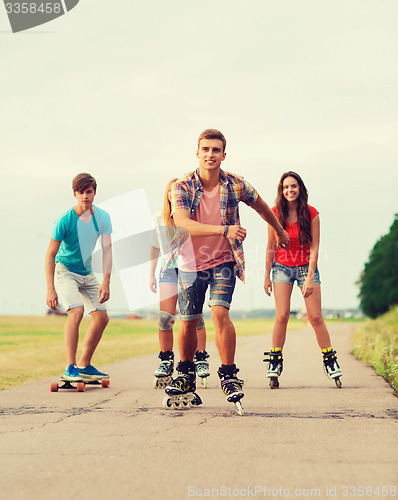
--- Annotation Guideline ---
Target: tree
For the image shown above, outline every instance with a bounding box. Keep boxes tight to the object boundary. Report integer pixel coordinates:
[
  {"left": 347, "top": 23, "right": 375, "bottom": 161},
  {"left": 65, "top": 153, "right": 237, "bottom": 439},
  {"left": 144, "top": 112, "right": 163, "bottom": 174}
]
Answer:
[{"left": 358, "top": 214, "right": 398, "bottom": 318}]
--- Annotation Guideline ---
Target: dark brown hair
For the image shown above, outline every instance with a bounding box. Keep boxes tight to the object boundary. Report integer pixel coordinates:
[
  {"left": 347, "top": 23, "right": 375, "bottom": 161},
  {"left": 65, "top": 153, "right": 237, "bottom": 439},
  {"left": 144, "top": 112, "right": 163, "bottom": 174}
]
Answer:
[
  {"left": 275, "top": 171, "right": 312, "bottom": 246},
  {"left": 197, "top": 129, "right": 227, "bottom": 152},
  {"left": 72, "top": 173, "right": 97, "bottom": 193}
]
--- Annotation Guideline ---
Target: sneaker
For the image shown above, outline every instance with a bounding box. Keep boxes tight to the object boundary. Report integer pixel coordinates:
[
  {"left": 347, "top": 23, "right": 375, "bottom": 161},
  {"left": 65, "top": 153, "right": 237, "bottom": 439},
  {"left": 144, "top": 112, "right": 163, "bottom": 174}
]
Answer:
[
  {"left": 194, "top": 350, "right": 210, "bottom": 378},
  {"left": 77, "top": 364, "right": 109, "bottom": 380},
  {"left": 62, "top": 364, "right": 83, "bottom": 382},
  {"left": 217, "top": 364, "right": 244, "bottom": 402}
]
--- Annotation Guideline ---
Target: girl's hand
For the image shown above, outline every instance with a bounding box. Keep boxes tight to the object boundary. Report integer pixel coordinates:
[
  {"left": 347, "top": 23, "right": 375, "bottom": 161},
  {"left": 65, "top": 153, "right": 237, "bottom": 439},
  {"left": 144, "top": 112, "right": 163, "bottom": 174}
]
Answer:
[
  {"left": 149, "top": 275, "right": 157, "bottom": 293},
  {"left": 302, "top": 278, "right": 314, "bottom": 299},
  {"left": 264, "top": 277, "right": 273, "bottom": 297}
]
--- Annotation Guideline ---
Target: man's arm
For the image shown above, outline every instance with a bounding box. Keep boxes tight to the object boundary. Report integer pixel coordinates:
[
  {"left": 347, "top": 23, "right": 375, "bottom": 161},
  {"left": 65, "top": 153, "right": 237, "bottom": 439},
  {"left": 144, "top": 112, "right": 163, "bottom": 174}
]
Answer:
[
  {"left": 173, "top": 209, "right": 247, "bottom": 243},
  {"left": 252, "top": 196, "right": 290, "bottom": 248},
  {"left": 99, "top": 234, "right": 112, "bottom": 304},
  {"left": 45, "top": 239, "right": 61, "bottom": 310}
]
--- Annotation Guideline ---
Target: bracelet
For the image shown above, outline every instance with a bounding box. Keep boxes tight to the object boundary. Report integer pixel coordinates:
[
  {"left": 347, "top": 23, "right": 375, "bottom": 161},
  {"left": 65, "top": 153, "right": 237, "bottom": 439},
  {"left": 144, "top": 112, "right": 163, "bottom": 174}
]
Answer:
[{"left": 223, "top": 225, "right": 229, "bottom": 238}]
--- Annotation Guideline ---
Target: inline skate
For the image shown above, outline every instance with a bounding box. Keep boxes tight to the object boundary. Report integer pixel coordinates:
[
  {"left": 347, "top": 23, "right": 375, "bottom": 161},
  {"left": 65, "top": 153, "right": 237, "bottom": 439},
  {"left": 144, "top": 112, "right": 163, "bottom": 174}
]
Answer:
[
  {"left": 194, "top": 350, "right": 210, "bottom": 388},
  {"left": 263, "top": 349, "right": 283, "bottom": 389},
  {"left": 163, "top": 361, "right": 202, "bottom": 410},
  {"left": 153, "top": 350, "right": 174, "bottom": 389},
  {"left": 323, "top": 349, "right": 342, "bottom": 388},
  {"left": 217, "top": 364, "right": 244, "bottom": 416}
]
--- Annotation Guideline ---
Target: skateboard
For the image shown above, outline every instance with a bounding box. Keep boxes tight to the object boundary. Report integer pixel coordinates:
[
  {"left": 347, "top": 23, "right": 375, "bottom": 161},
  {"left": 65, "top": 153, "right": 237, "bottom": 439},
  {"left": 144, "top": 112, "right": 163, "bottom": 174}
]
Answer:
[{"left": 50, "top": 376, "right": 110, "bottom": 392}]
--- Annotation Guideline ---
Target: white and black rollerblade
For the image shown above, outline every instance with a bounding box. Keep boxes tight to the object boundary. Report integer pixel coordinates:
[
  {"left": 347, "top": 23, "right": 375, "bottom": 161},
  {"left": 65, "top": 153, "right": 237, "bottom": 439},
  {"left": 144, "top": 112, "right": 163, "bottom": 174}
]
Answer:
[
  {"left": 263, "top": 349, "right": 283, "bottom": 389},
  {"left": 217, "top": 364, "right": 244, "bottom": 416},
  {"left": 194, "top": 350, "right": 210, "bottom": 388},
  {"left": 163, "top": 361, "right": 203, "bottom": 410},
  {"left": 323, "top": 350, "right": 342, "bottom": 388},
  {"left": 153, "top": 351, "right": 174, "bottom": 389}
]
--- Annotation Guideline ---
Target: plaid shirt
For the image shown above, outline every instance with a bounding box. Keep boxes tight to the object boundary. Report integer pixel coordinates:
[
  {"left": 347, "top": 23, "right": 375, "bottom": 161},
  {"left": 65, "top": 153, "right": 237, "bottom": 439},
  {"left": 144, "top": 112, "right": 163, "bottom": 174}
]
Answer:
[{"left": 160, "top": 168, "right": 259, "bottom": 282}]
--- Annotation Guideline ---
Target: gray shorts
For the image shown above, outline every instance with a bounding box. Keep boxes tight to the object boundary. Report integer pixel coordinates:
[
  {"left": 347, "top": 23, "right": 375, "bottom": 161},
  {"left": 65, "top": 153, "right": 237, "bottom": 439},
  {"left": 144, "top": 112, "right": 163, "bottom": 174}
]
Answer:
[{"left": 55, "top": 262, "right": 106, "bottom": 313}]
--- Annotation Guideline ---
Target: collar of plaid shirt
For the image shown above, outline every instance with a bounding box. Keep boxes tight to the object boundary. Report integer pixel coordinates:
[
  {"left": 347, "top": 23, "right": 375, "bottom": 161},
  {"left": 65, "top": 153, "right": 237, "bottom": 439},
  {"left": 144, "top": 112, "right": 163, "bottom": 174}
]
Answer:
[{"left": 160, "top": 168, "right": 252, "bottom": 282}]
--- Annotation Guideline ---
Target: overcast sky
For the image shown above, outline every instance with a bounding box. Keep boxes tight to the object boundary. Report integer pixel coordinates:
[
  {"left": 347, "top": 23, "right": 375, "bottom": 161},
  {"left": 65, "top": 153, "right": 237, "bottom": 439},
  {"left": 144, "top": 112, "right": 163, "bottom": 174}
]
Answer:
[{"left": 1, "top": 0, "right": 397, "bottom": 315}]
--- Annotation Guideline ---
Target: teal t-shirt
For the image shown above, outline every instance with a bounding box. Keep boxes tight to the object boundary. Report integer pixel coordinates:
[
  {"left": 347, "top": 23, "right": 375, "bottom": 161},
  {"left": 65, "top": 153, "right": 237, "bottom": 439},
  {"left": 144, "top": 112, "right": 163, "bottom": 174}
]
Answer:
[{"left": 52, "top": 206, "right": 112, "bottom": 276}]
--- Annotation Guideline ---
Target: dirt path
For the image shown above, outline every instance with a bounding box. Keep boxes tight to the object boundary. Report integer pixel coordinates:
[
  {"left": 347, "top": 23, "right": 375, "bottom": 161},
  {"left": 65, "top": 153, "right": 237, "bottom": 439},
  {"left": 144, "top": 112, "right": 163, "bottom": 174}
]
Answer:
[{"left": 0, "top": 323, "right": 397, "bottom": 500}]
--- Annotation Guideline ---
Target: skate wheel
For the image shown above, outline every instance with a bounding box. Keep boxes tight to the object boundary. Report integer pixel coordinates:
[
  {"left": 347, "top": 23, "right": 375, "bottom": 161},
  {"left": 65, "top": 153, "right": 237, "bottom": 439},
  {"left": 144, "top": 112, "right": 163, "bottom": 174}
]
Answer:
[
  {"left": 335, "top": 378, "right": 342, "bottom": 389},
  {"left": 269, "top": 377, "right": 279, "bottom": 389},
  {"left": 234, "top": 401, "right": 244, "bottom": 416},
  {"left": 50, "top": 383, "right": 59, "bottom": 392},
  {"left": 163, "top": 396, "right": 173, "bottom": 409},
  {"left": 172, "top": 401, "right": 180, "bottom": 409},
  {"left": 102, "top": 379, "right": 110, "bottom": 388},
  {"left": 202, "top": 377, "right": 207, "bottom": 389},
  {"left": 153, "top": 378, "right": 158, "bottom": 389},
  {"left": 77, "top": 382, "right": 85, "bottom": 392},
  {"left": 181, "top": 400, "right": 190, "bottom": 408}
]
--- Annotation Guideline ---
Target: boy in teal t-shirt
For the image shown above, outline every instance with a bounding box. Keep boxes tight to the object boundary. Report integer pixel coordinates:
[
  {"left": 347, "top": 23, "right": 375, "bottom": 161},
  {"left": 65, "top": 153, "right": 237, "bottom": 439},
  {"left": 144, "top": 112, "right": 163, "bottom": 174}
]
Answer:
[{"left": 45, "top": 173, "right": 112, "bottom": 382}]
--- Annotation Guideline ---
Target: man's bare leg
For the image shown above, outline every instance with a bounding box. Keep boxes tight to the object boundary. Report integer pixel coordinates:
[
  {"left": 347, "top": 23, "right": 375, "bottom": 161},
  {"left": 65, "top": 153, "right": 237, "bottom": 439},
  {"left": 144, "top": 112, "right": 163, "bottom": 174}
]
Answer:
[
  {"left": 178, "top": 318, "right": 200, "bottom": 362},
  {"left": 78, "top": 310, "right": 109, "bottom": 367},
  {"left": 64, "top": 306, "right": 84, "bottom": 366},
  {"left": 211, "top": 305, "right": 236, "bottom": 365}
]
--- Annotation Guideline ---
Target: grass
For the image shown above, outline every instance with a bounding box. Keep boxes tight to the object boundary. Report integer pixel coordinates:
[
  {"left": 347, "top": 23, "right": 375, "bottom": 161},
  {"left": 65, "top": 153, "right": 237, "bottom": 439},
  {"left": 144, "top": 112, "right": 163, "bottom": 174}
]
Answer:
[
  {"left": 353, "top": 306, "right": 398, "bottom": 394},
  {"left": 0, "top": 315, "right": 307, "bottom": 391}
]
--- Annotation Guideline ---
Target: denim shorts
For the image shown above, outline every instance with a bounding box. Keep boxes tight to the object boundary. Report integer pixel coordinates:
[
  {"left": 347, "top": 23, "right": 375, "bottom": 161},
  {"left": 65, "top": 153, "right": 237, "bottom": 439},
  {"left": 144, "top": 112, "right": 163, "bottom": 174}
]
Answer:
[
  {"left": 271, "top": 262, "right": 321, "bottom": 287},
  {"left": 158, "top": 267, "right": 178, "bottom": 286},
  {"left": 178, "top": 261, "right": 236, "bottom": 321},
  {"left": 55, "top": 262, "right": 107, "bottom": 313}
]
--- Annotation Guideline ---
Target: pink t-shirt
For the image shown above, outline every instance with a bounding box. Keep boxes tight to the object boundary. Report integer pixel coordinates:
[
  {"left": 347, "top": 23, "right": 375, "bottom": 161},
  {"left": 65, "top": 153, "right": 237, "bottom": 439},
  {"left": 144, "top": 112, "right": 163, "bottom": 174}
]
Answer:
[{"left": 178, "top": 184, "right": 235, "bottom": 272}]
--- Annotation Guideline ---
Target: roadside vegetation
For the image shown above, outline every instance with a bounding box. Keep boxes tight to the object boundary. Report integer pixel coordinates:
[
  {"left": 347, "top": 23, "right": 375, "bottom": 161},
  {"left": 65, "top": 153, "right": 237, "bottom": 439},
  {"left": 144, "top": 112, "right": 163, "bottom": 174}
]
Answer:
[
  {"left": 0, "top": 315, "right": 306, "bottom": 391},
  {"left": 353, "top": 306, "right": 398, "bottom": 394}
]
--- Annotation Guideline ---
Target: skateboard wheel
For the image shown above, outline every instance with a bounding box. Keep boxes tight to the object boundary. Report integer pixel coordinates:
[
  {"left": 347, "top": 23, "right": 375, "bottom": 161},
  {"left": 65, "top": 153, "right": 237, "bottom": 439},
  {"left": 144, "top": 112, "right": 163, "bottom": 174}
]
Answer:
[
  {"left": 101, "top": 379, "right": 110, "bottom": 388},
  {"left": 77, "top": 382, "right": 86, "bottom": 392},
  {"left": 50, "top": 383, "right": 59, "bottom": 392}
]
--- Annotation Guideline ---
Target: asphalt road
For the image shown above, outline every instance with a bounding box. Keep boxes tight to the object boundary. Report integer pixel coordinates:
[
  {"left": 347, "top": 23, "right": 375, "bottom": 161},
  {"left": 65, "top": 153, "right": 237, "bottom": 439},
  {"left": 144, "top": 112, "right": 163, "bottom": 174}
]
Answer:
[{"left": 0, "top": 322, "right": 397, "bottom": 500}]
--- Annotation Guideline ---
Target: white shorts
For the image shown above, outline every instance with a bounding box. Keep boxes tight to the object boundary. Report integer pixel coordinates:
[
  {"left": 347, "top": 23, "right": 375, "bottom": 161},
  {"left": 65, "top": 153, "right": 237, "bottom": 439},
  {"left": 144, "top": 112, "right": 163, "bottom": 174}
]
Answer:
[{"left": 55, "top": 262, "right": 106, "bottom": 313}]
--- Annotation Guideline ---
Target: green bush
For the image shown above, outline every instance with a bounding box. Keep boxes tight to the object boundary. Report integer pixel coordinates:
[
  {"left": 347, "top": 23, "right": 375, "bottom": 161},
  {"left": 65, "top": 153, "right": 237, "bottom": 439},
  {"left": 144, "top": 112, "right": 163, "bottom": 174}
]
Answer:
[{"left": 353, "top": 306, "right": 398, "bottom": 393}]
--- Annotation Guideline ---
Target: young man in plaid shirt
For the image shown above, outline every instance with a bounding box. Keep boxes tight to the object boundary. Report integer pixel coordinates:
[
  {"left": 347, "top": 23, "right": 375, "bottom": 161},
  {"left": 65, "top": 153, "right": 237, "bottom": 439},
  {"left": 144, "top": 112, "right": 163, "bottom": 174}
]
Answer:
[{"left": 162, "top": 129, "right": 289, "bottom": 412}]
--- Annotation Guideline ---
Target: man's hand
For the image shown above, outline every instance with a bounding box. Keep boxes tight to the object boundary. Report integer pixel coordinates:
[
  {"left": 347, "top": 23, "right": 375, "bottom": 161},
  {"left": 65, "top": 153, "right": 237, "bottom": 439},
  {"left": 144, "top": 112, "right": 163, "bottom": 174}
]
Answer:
[
  {"left": 98, "top": 282, "right": 110, "bottom": 304},
  {"left": 226, "top": 225, "right": 247, "bottom": 243},
  {"left": 276, "top": 229, "right": 290, "bottom": 249},
  {"left": 47, "top": 289, "right": 58, "bottom": 310}
]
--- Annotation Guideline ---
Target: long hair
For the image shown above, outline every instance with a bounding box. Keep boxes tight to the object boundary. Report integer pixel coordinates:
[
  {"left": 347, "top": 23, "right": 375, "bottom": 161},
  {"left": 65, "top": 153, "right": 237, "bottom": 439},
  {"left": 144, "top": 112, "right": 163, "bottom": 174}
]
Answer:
[
  {"left": 275, "top": 171, "right": 312, "bottom": 246},
  {"left": 162, "top": 178, "right": 178, "bottom": 240}
]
